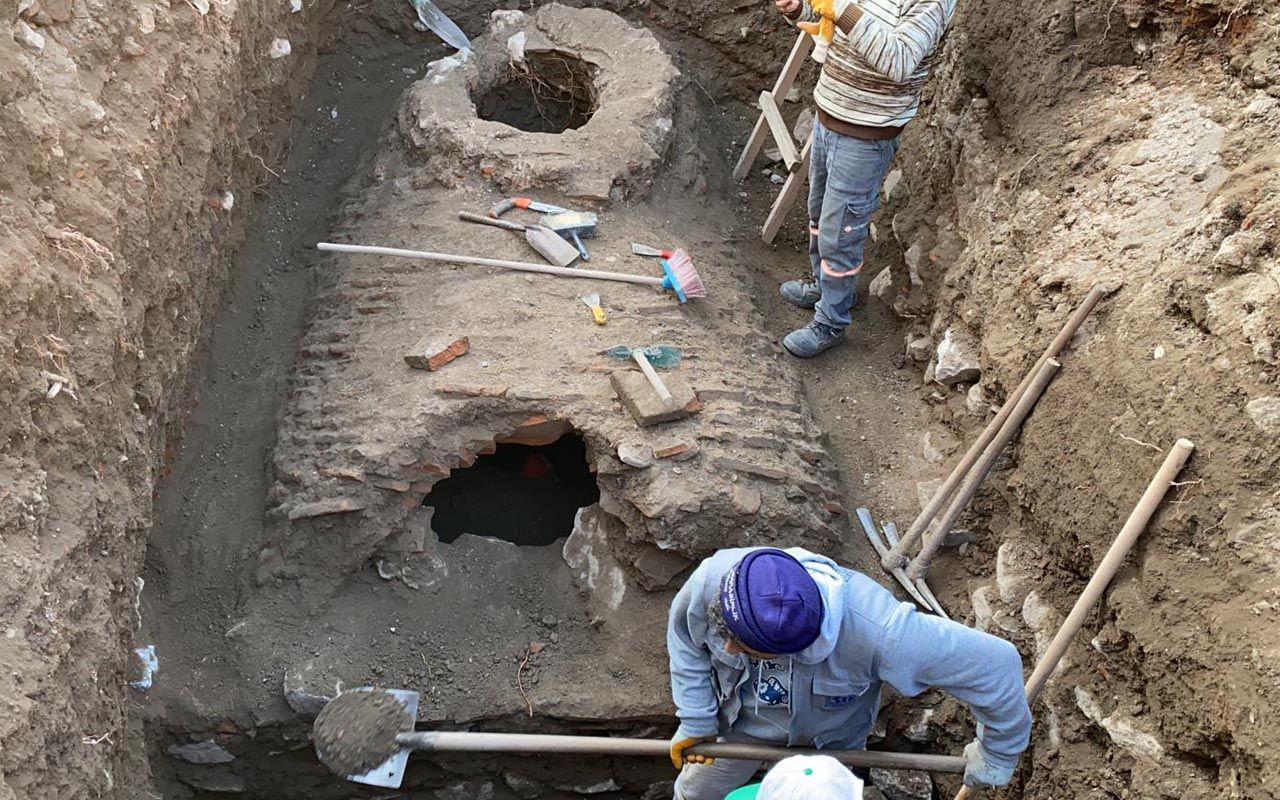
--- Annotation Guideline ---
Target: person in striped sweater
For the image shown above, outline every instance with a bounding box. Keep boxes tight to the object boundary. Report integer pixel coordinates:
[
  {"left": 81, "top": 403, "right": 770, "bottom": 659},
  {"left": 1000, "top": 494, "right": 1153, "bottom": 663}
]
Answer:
[{"left": 773, "top": 0, "right": 957, "bottom": 357}]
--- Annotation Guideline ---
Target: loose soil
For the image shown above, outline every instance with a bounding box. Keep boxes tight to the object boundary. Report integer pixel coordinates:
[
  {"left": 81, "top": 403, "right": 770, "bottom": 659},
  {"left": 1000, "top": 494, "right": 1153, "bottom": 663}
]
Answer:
[{"left": 312, "top": 690, "right": 412, "bottom": 777}]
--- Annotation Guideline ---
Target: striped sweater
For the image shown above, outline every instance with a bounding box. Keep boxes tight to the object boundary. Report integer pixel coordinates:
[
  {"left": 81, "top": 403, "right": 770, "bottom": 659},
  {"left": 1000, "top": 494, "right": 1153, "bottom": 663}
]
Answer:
[{"left": 791, "top": 0, "right": 956, "bottom": 129}]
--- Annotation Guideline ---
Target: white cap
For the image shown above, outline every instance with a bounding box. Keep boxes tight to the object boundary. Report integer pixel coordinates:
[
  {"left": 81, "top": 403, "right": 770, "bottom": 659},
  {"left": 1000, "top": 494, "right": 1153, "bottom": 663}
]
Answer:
[{"left": 758, "top": 755, "right": 864, "bottom": 800}]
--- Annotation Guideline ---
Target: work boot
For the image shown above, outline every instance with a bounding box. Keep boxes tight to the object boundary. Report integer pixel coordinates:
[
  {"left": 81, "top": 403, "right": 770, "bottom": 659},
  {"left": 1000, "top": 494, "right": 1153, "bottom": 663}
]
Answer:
[
  {"left": 783, "top": 320, "right": 847, "bottom": 358},
  {"left": 780, "top": 279, "right": 821, "bottom": 309}
]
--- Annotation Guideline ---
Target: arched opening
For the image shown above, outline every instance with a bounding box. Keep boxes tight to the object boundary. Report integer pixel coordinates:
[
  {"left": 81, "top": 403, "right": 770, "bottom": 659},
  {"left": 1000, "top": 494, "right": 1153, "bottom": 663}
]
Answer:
[{"left": 424, "top": 431, "right": 599, "bottom": 546}]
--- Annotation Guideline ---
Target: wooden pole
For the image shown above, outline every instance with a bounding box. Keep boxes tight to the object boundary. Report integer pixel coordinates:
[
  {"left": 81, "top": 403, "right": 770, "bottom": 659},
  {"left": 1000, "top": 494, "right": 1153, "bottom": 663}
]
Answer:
[
  {"left": 906, "top": 359, "right": 1060, "bottom": 580},
  {"left": 951, "top": 438, "right": 1195, "bottom": 800},
  {"left": 316, "top": 242, "right": 664, "bottom": 287},
  {"left": 396, "top": 731, "right": 967, "bottom": 773},
  {"left": 884, "top": 285, "right": 1108, "bottom": 571}
]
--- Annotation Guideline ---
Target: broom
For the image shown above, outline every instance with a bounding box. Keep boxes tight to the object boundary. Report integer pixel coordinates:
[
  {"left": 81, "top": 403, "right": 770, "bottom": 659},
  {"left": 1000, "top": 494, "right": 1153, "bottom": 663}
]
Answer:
[{"left": 315, "top": 243, "right": 706, "bottom": 302}]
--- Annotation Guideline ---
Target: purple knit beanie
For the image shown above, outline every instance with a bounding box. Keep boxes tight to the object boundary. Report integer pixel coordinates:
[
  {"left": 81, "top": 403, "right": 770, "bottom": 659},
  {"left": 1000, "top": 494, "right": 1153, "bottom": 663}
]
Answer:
[{"left": 718, "top": 549, "right": 824, "bottom": 655}]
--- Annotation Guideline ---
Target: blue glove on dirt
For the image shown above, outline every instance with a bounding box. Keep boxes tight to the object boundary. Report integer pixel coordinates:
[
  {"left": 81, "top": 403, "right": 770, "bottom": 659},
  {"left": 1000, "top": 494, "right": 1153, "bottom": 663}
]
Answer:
[{"left": 963, "top": 741, "right": 1015, "bottom": 788}]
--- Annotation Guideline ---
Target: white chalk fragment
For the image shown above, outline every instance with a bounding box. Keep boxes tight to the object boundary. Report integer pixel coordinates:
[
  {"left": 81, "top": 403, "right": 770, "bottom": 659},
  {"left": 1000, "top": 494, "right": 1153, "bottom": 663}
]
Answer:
[
  {"left": 14, "top": 20, "right": 45, "bottom": 52},
  {"left": 268, "top": 37, "right": 292, "bottom": 59},
  {"left": 490, "top": 9, "right": 525, "bottom": 27},
  {"left": 426, "top": 49, "right": 470, "bottom": 84},
  {"left": 883, "top": 168, "right": 904, "bottom": 202},
  {"left": 507, "top": 31, "right": 526, "bottom": 64}
]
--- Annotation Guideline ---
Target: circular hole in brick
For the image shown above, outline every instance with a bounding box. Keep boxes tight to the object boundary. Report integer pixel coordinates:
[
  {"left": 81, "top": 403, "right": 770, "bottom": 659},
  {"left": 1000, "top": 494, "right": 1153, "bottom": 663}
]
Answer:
[
  {"left": 424, "top": 431, "right": 599, "bottom": 546},
  {"left": 473, "top": 50, "right": 598, "bottom": 133}
]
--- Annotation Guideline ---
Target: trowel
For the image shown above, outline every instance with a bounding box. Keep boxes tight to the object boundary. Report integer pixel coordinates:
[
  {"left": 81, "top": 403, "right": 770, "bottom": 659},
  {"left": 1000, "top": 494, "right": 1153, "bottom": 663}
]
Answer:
[
  {"left": 458, "top": 211, "right": 580, "bottom": 267},
  {"left": 313, "top": 689, "right": 966, "bottom": 790}
]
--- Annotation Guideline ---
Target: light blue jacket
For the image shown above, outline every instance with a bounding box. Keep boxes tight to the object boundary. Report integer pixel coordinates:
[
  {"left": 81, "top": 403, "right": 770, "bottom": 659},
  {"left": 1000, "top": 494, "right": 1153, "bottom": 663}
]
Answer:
[{"left": 668, "top": 547, "right": 1032, "bottom": 770}]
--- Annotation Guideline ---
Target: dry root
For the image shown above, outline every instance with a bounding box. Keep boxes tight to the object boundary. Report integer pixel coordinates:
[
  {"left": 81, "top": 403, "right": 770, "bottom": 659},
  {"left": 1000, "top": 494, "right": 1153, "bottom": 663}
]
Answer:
[{"left": 44, "top": 226, "right": 115, "bottom": 281}]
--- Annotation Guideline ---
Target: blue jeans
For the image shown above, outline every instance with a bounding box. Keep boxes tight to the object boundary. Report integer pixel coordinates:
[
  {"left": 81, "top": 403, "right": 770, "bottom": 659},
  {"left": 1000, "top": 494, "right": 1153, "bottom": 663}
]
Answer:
[{"left": 807, "top": 115, "right": 899, "bottom": 330}]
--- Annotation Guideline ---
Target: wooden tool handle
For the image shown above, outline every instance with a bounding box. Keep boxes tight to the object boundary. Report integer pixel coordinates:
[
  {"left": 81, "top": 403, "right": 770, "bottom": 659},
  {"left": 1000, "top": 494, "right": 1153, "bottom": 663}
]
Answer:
[
  {"left": 632, "top": 349, "right": 674, "bottom": 406},
  {"left": 949, "top": 437, "right": 1194, "bottom": 800},
  {"left": 395, "top": 732, "right": 967, "bottom": 773},
  {"left": 887, "top": 285, "right": 1107, "bottom": 570},
  {"left": 907, "top": 358, "right": 1060, "bottom": 579},
  {"left": 316, "top": 242, "right": 664, "bottom": 287},
  {"left": 459, "top": 211, "right": 525, "bottom": 231}
]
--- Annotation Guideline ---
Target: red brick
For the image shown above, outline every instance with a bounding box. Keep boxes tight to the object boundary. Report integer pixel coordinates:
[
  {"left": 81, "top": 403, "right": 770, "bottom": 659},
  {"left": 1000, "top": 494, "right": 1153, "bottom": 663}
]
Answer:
[
  {"left": 653, "top": 441, "right": 697, "bottom": 460},
  {"left": 404, "top": 335, "right": 469, "bottom": 371}
]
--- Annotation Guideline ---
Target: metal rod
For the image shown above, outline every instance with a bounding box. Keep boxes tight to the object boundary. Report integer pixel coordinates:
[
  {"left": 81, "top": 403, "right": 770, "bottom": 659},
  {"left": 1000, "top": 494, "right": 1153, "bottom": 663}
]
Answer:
[
  {"left": 951, "top": 437, "right": 1194, "bottom": 800},
  {"left": 884, "top": 285, "right": 1107, "bottom": 571},
  {"left": 395, "top": 731, "right": 967, "bottom": 774},
  {"left": 316, "top": 242, "right": 663, "bottom": 287},
  {"left": 907, "top": 359, "right": 1060, "bottom": 579}
]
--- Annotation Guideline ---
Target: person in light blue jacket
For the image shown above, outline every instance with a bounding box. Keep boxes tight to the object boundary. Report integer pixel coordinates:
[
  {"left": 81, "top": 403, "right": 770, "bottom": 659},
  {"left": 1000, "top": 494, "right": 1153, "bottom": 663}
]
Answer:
[{"left": 667, "top": 547, "right": 1031, "bottom": 800}]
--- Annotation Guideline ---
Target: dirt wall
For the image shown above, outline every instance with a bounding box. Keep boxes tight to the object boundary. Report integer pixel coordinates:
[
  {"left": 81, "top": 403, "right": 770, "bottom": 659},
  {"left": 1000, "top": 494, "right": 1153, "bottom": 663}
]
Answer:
[
  {"left": 880, "top": 0, "right": 1280, "bottom": 797},
  {"left": 0, "top": 0, "right": 339, "bottom": 796}
]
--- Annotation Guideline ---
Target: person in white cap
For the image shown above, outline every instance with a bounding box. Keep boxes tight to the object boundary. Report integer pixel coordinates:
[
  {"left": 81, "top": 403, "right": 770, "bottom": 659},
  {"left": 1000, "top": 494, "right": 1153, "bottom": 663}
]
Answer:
[{"left": 725, "top": 755, "right": 863, "bottom": 800}]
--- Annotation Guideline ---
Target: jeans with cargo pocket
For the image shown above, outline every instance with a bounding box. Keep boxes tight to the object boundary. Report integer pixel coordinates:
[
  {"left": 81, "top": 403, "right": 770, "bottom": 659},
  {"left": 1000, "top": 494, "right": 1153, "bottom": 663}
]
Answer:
[{"left": 807, "top": 115, "right": 899, "bottom": 330}]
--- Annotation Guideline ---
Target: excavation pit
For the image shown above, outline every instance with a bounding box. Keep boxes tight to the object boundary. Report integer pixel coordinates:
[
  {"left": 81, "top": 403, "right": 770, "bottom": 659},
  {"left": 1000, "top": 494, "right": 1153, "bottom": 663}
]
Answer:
[
  {"left": 399, "top": 5, "right": 681, "bottom": 199},
  {"left": 474, "top": 51, "right": 599, "bottom": 134},
  {"left": 425, "top": 433, "right": 601, "bottom": 546}
]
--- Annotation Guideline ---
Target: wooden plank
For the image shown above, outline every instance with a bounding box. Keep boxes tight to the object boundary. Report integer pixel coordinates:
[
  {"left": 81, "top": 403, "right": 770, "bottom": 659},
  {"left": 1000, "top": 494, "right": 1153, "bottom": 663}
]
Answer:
[
  {"left": 732, "top": 32, "right": 813, "bottom": 181},
  {"left": 761, "top": 136, "right": 812, "bottom": 244},
  {"left": 758, "top": 91, "right": 800, "bottom": 169}
]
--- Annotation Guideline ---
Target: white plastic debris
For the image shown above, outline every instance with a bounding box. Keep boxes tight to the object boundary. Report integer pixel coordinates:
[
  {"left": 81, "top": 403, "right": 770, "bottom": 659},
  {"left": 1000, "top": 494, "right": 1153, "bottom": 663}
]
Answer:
[
  {"left": 189, "top": 0, "right": 210, "bottom": 15},
  {"left": 1152, "top": 344, "right": 1165, "bottom": 360},
  {"left": 507, "top": 31, "right": 526, "bottom": 64},
  {"left": 329, "top": 107, "right": 338, "bottom": 120},
  {"left": 220, "top": 191, "right": 234, "bottom": 211},
  {"left": 290, "top": 0, "right": 302, "bottom": 11},
  {"left": 490, "top": 9, "right": 525, "bottom": 28},
  {"left": 268, "top": 37, "right": 292, "bottom": 59},
  {"left": 130, "top": 645, "right": 159, "bottom": 690}
]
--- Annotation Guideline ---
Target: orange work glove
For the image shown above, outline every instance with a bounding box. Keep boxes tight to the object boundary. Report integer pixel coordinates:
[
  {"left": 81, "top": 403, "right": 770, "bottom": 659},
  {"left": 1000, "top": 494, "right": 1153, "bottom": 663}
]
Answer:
[
  {"left": 669, "top": 734, "right": 718, "bottom": 770},
  {"left": 797, "top": 0, "right": 837, "bottom": 44}
]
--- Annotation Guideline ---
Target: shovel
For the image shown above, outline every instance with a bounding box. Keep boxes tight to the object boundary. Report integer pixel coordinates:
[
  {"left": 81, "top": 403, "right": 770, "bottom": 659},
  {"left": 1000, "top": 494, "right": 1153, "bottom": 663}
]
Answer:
[
  {"left": 458, "top": 211, "right": 580, "bottom": 268},
  {"left": 312, "top": 688, "right": 967, "bottom": 789}
]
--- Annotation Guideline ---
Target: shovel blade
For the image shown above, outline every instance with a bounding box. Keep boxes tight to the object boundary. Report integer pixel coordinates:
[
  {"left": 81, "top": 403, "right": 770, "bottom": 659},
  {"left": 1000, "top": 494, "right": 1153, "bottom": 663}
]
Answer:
[
  {"left": 525, "top": 225, "right": 580, "bottom": 267},
  {"left": 345, "top": 688, "right": 421, "bottom": 789}
]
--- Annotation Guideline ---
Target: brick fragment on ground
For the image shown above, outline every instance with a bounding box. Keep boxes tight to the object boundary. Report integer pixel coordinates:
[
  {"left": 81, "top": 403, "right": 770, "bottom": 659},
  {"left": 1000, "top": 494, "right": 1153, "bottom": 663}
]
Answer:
[
  {"left": 653, "top": 439, "right": 698, "bottom": 460},
  {"left": 611, "top": 370, "right": 699, "bottom": 427},
  {"left": 404, "top": 334, "right": 469, "bottom": 371}
]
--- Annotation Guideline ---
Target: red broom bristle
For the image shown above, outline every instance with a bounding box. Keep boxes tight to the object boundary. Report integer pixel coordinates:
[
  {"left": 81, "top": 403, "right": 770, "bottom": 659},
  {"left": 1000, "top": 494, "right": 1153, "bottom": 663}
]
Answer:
[{"left": 668, "top": 250, "right": 706, "bottom": 298}]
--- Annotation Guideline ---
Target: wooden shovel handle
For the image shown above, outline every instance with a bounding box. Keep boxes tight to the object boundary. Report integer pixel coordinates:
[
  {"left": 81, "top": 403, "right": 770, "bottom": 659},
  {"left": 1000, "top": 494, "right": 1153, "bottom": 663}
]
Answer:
[{"left": 951, "top": 438, "right": 1195, "bottom": 800}]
